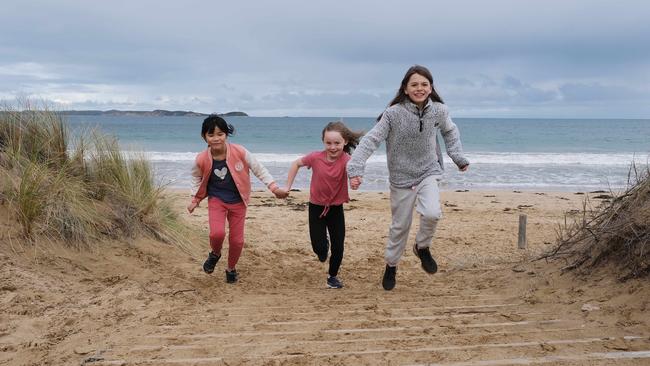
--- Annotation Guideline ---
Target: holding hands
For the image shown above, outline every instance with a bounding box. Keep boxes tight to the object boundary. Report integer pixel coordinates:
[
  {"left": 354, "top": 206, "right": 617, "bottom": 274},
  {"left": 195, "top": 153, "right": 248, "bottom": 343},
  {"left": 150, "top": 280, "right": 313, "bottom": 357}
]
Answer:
[
  {"left": 273, "top": 187, "right": 289, "bottom": 199},
  {"left": 349, "top": 176, "right": 362, "bottom": 190}
]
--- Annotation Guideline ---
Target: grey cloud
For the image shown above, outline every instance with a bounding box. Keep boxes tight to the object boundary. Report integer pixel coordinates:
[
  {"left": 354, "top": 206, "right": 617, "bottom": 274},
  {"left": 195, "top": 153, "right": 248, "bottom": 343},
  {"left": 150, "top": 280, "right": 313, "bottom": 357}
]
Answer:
[
  {"left": 226, "top": 90, "right": 390, "bottom": 116},
  {"left": 559, "top": 82, "right": 648, "bottom": 102},
  {"left": 446, "top": 75, "right": 557, "bottom": 105},
  {"left": 1, "top": 0, "right": 649, "bottom": 117}
]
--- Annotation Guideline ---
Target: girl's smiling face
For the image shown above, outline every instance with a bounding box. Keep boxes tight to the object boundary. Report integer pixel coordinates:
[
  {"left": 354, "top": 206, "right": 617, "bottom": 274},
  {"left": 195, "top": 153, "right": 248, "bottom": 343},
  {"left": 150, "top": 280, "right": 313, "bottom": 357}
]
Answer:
[
  {"left": 404, "top": 73, "right": 432, "bottom": 108},
  {"left": 204, "top": 128, "right": 227, "bottom": 152},
  {"left": 323, "top": 130, "right": 347, "bottom": 161}
]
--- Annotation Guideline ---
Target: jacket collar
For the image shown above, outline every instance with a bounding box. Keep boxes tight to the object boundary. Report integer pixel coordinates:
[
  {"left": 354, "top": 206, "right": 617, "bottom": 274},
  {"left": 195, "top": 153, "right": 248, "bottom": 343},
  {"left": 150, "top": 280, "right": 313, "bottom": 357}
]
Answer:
[
  {"left": 402, "top": 98, "right": 432, "bottom": 115},
  {"left": 203, "top": 142, "right": 230, "bottom": 161}
]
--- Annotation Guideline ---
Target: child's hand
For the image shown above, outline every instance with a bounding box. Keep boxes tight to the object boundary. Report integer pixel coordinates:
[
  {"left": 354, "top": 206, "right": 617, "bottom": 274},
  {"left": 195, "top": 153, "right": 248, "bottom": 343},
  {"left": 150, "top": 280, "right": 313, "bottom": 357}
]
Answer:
[
  {"left": 187, "top": 202, "right": 199, "bottom": 213},
  {"left": 350, "top": 176, "right": 362, "bottom": 190},
  {"left": 274, "top": 188, "right": 289, "bottom": 199}
]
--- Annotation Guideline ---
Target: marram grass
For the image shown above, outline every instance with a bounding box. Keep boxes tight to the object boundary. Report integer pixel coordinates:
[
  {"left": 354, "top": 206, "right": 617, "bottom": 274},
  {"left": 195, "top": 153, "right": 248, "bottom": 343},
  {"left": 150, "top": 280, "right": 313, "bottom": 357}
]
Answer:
[{"left": 0, "top": 101, "right": 192, "bottom": 251}]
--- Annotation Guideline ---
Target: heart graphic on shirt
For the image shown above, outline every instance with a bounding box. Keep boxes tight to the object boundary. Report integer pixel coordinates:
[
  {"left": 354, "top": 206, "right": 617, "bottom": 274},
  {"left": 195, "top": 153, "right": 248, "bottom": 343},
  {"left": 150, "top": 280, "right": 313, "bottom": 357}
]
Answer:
[{"left": 214, "top": 167, "right": 228, "bottom": 180}]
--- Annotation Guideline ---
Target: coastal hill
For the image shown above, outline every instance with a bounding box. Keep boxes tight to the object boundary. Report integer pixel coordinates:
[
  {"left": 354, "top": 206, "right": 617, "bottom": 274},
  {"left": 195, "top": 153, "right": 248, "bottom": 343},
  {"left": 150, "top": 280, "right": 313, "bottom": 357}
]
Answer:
[{"left": 59, "top": 110, "right": 248, "bottom": 117}]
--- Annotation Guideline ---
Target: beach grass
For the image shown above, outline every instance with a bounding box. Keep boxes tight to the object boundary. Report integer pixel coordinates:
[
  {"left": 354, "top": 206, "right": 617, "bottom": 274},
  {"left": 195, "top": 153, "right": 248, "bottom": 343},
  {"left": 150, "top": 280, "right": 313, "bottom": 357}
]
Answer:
[
  {"left": 543, "top": 163, "right": 650, "bottom": 279},
  {"left": 0, "top": 100, "right": 191, "bottom": 249}
]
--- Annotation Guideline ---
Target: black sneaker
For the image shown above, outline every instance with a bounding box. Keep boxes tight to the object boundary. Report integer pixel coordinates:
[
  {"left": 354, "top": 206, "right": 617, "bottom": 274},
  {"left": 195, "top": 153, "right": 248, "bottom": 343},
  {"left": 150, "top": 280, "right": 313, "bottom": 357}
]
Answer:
[
  {"left": 327, "top": 276, "right": 343, "bottom": 289},
  {"left": 382, "top": 265, "right": 396, "bottom": 291},
  {"left": 225, "top": 269, "right": 238, "bottom": 284},
  {"left": 413, "top": 244, "right": 438, "bottom": 274},
  {"left": 203, "top": 252, "right": 221, "bottom": 274}
]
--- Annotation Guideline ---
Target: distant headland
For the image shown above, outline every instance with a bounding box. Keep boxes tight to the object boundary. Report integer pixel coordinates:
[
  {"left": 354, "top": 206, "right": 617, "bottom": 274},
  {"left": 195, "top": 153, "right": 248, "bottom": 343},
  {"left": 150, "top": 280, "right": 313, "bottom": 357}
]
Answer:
[{"left": 59, "top": 110, "right": 248, "bottom": 117}]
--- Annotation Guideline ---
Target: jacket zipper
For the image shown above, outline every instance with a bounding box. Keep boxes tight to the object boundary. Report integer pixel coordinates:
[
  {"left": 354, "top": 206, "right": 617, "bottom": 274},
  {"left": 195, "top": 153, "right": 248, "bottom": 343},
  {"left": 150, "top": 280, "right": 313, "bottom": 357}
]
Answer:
[{"left": 418, "top": 107, "right": 426, "bottom": 132}]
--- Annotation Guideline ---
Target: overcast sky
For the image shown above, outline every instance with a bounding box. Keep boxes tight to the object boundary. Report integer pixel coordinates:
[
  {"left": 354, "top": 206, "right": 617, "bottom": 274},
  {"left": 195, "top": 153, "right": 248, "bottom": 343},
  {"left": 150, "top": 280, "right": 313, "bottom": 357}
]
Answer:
[{"left": 1, "top": 1, "right": 649, "bottom": 118}]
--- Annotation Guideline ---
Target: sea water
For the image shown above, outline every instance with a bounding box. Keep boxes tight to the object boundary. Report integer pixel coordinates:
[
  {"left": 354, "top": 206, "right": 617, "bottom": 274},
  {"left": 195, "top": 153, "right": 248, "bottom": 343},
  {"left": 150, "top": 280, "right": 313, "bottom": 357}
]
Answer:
[{"left": 65, "top": 115, "right": 650, "bottom": 192}]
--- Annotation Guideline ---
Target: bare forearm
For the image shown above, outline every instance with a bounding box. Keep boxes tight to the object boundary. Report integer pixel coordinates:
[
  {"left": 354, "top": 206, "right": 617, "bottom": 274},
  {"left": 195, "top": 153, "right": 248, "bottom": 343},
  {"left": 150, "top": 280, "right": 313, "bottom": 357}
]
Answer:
[{"left": 286, "top": 160, "right": 302, "bottom": 190}]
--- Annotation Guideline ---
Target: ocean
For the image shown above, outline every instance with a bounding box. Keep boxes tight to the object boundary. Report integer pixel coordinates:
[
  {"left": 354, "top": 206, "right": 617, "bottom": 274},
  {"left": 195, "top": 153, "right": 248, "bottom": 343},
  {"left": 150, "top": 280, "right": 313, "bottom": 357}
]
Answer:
[{"left": 65, "top": 115, "right": 650, "bottom": 192}]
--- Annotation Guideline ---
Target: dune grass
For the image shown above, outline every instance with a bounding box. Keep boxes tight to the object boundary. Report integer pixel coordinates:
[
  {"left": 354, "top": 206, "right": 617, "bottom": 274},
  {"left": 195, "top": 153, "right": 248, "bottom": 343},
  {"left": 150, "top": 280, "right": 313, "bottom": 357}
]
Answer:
[
  {"left": 0, "top": 101, "right": 190, "bottom": 250},
  {"left": 542, "top": 163, "right": 650, "bottom": 280}
]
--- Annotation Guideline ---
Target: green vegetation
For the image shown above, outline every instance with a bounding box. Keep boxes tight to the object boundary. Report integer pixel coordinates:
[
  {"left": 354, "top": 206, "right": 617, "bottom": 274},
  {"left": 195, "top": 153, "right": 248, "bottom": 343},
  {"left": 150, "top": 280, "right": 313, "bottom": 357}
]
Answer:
[{"left": 0, "top": 101, "right": 190, "bottom": 249}]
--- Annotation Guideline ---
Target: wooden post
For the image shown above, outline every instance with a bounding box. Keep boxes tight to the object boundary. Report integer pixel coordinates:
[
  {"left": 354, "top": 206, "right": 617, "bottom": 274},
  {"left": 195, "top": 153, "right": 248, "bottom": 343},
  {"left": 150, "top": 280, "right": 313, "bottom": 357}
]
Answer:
[{"left": 518, "top": 214, "right": 527, "bottom": 249}]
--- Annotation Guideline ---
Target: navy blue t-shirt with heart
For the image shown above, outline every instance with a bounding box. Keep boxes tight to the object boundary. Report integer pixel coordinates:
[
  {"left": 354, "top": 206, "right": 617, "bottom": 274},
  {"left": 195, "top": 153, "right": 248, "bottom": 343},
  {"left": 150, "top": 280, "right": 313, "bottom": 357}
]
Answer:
[{"left": 207, "top": 159, "right": 242, "bottom": 203}]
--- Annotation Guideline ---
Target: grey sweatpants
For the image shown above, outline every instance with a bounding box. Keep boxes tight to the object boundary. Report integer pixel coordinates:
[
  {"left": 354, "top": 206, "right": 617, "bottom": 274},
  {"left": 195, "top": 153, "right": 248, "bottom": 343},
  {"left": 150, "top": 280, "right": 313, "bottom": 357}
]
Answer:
[{"left": 385, "top": 175, "right": 442, "bottom": 267}]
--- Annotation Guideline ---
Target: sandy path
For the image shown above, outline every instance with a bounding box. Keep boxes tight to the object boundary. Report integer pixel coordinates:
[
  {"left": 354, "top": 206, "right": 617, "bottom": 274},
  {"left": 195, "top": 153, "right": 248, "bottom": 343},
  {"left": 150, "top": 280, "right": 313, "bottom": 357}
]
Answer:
[{"left": 1, "top": 191, "right": 648, "bottom": 365}]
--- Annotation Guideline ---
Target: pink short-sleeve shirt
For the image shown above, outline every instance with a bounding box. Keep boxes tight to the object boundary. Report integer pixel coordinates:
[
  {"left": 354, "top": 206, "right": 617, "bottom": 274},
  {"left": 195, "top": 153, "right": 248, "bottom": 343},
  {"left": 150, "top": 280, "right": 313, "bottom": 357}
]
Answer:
[{"left": 301, "top": 151, "right": 350, "bottom": 206}]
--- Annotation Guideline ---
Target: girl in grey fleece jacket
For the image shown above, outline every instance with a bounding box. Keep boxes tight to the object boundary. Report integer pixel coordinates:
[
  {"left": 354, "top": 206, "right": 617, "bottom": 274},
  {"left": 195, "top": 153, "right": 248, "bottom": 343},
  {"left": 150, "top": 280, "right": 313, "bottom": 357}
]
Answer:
[{"left": 347, "top": 65, "right": 470, "bottom": 290}]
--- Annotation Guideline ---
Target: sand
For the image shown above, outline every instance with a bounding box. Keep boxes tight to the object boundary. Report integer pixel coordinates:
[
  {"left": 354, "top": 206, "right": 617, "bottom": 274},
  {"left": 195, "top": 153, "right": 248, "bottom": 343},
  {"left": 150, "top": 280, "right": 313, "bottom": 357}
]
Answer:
[{"left": 1, "top": 190, "right": 649, "bottom": 365}]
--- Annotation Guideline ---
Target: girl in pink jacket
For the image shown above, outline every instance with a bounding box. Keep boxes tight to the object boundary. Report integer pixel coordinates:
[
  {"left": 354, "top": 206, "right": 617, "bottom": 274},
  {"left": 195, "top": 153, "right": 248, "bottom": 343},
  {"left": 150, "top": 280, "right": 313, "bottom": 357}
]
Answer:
[{"left": 187, "top": 115, "right": 288, "bottom": 284}]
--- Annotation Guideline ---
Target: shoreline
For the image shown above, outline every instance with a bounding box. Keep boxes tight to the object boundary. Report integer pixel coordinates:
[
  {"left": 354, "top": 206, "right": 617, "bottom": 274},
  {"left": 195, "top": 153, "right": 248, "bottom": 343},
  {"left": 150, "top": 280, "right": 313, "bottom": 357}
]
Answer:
[
  {"left": 166, "top": 186, "right": 620, "bottom": 194},
  {"left": 165, "top": 189, "right": 611, "bottom": 269}
]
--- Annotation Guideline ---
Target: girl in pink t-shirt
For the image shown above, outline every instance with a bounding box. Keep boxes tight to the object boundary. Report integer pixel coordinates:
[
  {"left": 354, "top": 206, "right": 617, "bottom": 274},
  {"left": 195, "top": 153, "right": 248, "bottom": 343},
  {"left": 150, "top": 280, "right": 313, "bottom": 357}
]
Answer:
[{"left": 285, "top": 121, "right": 363, "bottom": 289}]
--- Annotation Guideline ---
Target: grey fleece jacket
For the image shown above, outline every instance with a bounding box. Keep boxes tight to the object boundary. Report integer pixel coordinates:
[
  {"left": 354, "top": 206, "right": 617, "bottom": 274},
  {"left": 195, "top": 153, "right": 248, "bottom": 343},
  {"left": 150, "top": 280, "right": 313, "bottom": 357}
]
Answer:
[{"left": 347, "top": 100, "right": 469, "bottom": 188}]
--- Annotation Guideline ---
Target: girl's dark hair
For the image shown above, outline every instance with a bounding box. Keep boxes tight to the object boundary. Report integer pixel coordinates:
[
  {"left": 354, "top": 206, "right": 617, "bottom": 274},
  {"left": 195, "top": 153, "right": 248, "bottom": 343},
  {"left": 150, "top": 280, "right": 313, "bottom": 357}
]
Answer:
[
  {"left": 201, "top": 115, "right": 235, "bottom": 137},
  {"left": 377, "top": 65, "right": 444, "bottom": 121},
  {"left": 322, "top": 121, "right": 364, "bottom": 154}
]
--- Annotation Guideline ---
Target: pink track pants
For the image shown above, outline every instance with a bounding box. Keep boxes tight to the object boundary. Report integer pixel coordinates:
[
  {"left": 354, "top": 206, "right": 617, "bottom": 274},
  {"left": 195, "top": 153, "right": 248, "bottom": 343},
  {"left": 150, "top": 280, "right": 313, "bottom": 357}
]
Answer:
[{"left": 207, "top": 197, "right": 247, "bottom": 269}]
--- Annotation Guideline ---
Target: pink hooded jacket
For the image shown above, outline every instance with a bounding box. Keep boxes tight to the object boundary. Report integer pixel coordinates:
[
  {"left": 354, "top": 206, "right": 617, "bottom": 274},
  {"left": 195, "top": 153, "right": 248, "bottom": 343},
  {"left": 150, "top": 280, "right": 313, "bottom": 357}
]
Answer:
[{"left": 190, "top": 143, "right": 279, "bottom": 206}]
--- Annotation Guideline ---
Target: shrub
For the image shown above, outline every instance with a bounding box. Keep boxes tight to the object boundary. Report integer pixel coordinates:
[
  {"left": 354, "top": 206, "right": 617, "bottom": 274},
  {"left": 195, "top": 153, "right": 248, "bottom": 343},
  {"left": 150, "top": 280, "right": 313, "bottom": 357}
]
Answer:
[{"left": 0, "top": 100, "right": 190, "bottom": 249}]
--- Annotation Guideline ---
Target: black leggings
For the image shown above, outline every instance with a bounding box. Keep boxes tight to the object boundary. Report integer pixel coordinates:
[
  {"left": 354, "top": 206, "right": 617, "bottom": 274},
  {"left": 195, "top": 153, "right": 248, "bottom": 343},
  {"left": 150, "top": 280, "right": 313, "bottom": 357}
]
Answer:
[{"left": 308, "top": 203, "right": 345, "bottom": 277}]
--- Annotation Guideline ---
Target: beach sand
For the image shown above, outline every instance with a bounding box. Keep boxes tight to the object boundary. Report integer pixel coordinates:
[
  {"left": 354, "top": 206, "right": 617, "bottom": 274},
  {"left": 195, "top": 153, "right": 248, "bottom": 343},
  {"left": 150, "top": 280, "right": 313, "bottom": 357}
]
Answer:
[{"left": 1, "top": 190, "right": 648, "bottom": 365}]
